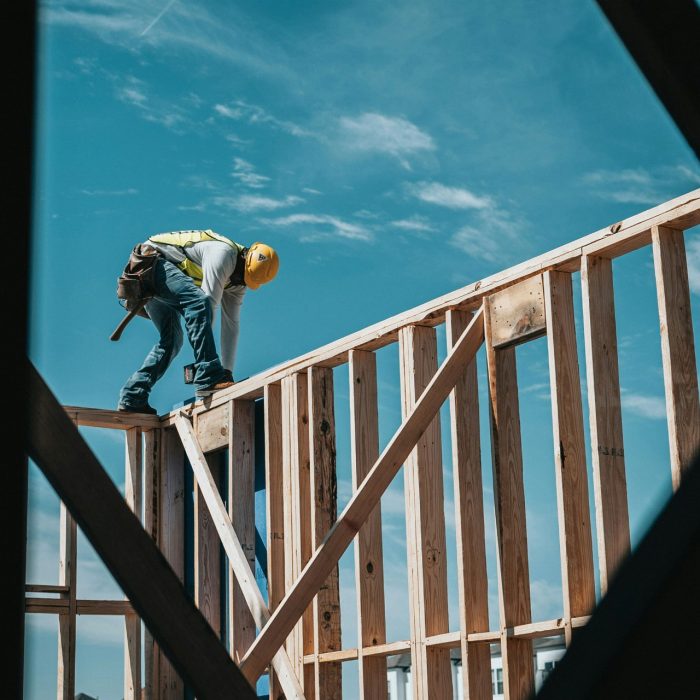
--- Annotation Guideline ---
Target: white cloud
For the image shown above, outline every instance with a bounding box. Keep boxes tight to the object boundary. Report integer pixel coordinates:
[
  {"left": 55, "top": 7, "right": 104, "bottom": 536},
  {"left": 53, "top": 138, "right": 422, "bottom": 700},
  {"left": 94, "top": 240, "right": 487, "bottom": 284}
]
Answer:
[
  {"left": 408, "top": 181, "right": 492, "bottom": 210},
  {"left": 449, "top": 207, "right": 523, "bottom": 263},
  {"left": 81, "top": 188, "right": 138, "bottom": 196},
  {"left": 117, "top": 86, "right": 147, "bottom": 106},
  {"left": 530, "top": 579, "right": 564, "bottom": 621},
  {"left": 390, "top": 215, "right": 436, "bottom": 233},
  {"left": 621, "top": 391, "right": 667, "bottom": 420},
  {"left": 339, "top": 113, "right": 434, "bottom": 166},
  {"left": 262, "top": 213, "right": 372, "bottom": 242},
  {"left": 302, "top": 187, "right": 323, "bottom": 195},
  {"left": 215, "top": 104, "right": 243, "bottom": 119},
  {"left": 113, "top": 75, "right": 188, "bottom": 130},
  {"left": 582, "top": 165, "right": 700, "bottom": 205},
  {"left": 42, "top": 1, "right": 296, "bottom": 81},
  {"left": 231, "top": 157, "right": 270, "bottom": 189},
  {"left": 687, "top": 234, "right": 700, "bottom": 295},
  {"left": 215, "top": 99, "right": 313, "bottom": 138},
  {"left": 212, "top": 194, "right": 303, "bottom": 213}
]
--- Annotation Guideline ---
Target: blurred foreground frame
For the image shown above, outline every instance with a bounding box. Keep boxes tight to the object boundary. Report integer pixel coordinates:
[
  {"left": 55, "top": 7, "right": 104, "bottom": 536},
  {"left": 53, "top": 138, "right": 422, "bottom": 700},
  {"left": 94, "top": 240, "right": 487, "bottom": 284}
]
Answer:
[{"left": 535, "top": 448, "right": 700, "bottom": 698}]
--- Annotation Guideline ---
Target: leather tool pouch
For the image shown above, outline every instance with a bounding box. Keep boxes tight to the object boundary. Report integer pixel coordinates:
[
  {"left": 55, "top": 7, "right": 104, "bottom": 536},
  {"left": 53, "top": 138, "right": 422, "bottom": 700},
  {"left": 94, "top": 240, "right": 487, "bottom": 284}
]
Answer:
[{"left": 116, "top": 244, "right": 161, "bottom": 318}]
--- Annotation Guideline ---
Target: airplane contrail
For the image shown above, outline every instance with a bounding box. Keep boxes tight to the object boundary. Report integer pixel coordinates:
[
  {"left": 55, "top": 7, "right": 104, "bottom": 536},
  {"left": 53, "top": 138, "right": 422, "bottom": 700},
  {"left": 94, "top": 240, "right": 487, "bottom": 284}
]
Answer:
[{"left": 140, "top": 0, "right": 177, "bottom": 36}]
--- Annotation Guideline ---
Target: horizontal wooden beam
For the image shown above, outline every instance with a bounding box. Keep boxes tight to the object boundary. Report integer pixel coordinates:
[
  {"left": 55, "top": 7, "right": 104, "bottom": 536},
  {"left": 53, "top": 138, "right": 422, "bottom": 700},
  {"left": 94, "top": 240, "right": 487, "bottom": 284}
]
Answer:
[
  {"left": 25, "top": 584, "right": 69, "bottom": 594},
  {"left": 63, "top": 406, "right": 161, "bottom": 430},
  {"left": 299, "top": 616, "right": 595, "bottom": 665},
  {"left": 25, "top": 599, "right": 136, "bottom": 615},
  {"left": 28, "top": 362, "right": 256, "bottom": 700},
  {"left": 158, "top": 189, "right": 699, "bottom": 418},
  {"left": 240, "top": 308, "right": 485, "bottom": 682}
]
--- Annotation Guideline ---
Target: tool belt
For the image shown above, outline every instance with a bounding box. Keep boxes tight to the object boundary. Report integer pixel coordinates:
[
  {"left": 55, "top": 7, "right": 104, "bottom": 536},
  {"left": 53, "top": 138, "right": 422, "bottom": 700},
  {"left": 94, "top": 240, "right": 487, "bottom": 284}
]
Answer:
[{"left": 116, "top": 243, "right": 161, "bottom": 318}]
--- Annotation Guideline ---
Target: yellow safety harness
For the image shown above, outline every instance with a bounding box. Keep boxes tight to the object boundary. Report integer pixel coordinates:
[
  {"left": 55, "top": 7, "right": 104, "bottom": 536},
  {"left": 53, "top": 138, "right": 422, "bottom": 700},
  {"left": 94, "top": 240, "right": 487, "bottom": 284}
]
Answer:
[{"left": 148, "top": 229, "right": 245, "bottom": 288}]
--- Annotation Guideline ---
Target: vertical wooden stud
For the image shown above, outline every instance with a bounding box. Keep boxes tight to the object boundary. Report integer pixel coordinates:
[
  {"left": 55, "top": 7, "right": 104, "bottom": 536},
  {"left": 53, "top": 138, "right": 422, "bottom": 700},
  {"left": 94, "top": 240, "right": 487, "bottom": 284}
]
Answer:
[
  {"left": 57, "top": 502, "right": 77, "bottom": 700},
  {"left": 229, "top": 400, "right": 257, "bottom": 660},
  {"left": 282, "top": 373, "right": 314, "bottom": 693},
  {"left": 398, "top": 325, "right": 452, "bottom": 699},
  {"left": 265, "top": 384, "right": 285, "bottom": 700},
  {"left": 194, "top": 448, "right": 222, "bottom": 638},
  {"left": 445, "top": 310, "right": 491, "bottom": 699},
  {"left": 124, "top": 427, "right": 143, "bottom": 700},
  {"left": 484, "top": 302, "right": 534, "bottom": 700},
  {"left": 158, "top": 427, "right": 185, "bottom": 699},
  {"left": 581, "top": 255, "right": 630, "bottom": 593},
  {"left": 349, "top": 349, "right": 388, "bottom": 700},
  {"left": 544, "top": 272, "right": 596, "bottom": 641},
  {"left": 308, "top": 366, "right": 342, "bottom": 699},
  {"left": 143, "top": 428, "right": 161, "bottom": 700},
  {"left": 652, "top": 226, "right": 700, "bottom": 489}
]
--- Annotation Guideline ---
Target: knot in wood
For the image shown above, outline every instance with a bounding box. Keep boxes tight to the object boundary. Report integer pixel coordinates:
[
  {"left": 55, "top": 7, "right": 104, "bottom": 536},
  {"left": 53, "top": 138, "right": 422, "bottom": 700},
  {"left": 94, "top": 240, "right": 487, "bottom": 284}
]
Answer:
[
  {"left": 320, "top": 419, "right": 331, "bottom": 434},
  {"left": 366, "top": 561, "right": 374, "bottom": 575}
]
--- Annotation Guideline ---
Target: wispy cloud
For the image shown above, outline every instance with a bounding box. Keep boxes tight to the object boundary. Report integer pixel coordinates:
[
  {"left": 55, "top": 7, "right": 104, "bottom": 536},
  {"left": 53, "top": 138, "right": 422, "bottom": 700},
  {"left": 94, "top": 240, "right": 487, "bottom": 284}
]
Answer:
[
  {"left": 261, "top": 213, "right": 372, "bottom": 242},
  {"left": 449, "top": 206, "right": 524, "bottom": 263},
  {"left": 390, "top": 215, "right": 436, "bottom": 233},
  {"left": 81, "top": 187, "right": 138, "bottom": 196},
  {"left": 231, "top": 158, "right": 270, "bottom": 189},
  {"left": 42, "top": 1, "right": 296, "bottom": 80},
  {"left": 582, "top": 165, "right": 700, "bottom": 205},
  {"left": 407, "top": 181, "right": 492, "bottom": 210},
  {"left": 212, "top": 194, "right": 303, "bottom": 213},
  {"left": 114, "top": 75, "right": 188, "bottom": 130},
  {"left": 338, "top": 113, "right": 434, "bottom": 168},
  {"left": 140, "top": 0, "right": 177, "bottom": 36},
  {"left": 214, "top": 99, "right": 313, "bottom": 138},
  {"left": 621, "top": 391, "right": 667, "bottom": 420}
]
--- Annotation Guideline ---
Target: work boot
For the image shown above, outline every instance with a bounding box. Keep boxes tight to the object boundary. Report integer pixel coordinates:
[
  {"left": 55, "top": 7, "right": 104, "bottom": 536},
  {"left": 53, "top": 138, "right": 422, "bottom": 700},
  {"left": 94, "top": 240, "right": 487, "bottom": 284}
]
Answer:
[
  {"left": 195, "top": 370, "right": 235, "bottom": 398},
  {"left": 118, "top": 402, "right": 158, "bottom": 415}
]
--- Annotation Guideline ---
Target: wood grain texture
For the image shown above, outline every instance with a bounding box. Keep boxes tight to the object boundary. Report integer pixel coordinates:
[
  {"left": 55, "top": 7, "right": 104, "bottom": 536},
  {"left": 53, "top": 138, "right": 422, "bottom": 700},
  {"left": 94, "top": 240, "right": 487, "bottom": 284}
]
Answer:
[
  {"left": 196, "top": 402, "right": 230, "bottom": 453},
  {"left": 484, "top": 302, "right": 534, "bottom": 700},
  {"left": 581, "top": 256, "right": 630, "bottom": 593},
  {"left": 57, "top": 503, "right": 77, "bottom": 700},
  {"left": 652, "top": 226, "right": 700, "bottom": 489},
  {"left": 399, "top": 324, "right": 452, "bottom": 699},
  {"left": 27, "top": 364, "right": 256, "bottom": 700},
  {"left": 158, "top": 427, "right": 185, "bottom": 700},
  {"left": 349, "top": 350, "right": 388, "bottom": 700},
  {"left": 282, "top": 373, "right": 313, "bottom": 690},
  {"left": 195, "top": 450, "right": 222, "bottom": 638},
  {"left": 63, "top": 405, "right": 161, "bottom": 430},
  {"left": 240, "top": 309, "right": 484, "bottom": 682},
  {"left": 124, "top": 428, "right": 143, "bottom": 700},
  {"left": 229, "top": 400, "right": 257, "bottom": 659},
  {"left": 173, "top": 415, "right": 306, "bottom": 700},
  {"left": 445, "top": 310, "right": 492, "bottom": 699},
  {"left": 544, "top": 271, "right": 596, "bottom": 636},
  {"left": 143, "top": 428, "right": 161, "bottom": 700},
  {"left": 308, "top": 367, "right": 342, "bottom": 699},
  {"left": 265, "top": 383, "right": 285, "bottom": 700}
]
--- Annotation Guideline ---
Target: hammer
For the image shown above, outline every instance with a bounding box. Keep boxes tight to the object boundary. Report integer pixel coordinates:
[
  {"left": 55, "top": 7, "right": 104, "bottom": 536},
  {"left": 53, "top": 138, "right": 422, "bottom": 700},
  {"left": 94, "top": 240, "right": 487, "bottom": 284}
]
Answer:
[{"left": 110, "top": 300, "right": 147, "bottom": 342}]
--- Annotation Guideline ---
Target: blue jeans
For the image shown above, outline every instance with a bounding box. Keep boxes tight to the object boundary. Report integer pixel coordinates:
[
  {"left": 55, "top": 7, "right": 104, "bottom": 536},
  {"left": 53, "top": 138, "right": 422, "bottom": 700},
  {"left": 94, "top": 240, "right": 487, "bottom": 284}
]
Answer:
[{"left": 119, "top": 258, "right": 228, "bottom": 407}]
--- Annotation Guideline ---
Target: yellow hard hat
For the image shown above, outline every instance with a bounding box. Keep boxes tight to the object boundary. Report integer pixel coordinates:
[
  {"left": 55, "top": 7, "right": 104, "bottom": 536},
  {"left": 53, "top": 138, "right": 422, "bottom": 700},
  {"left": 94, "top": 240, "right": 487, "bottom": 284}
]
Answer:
[{"left": 244, "top": 242, "right": 279, "bottom": 289}]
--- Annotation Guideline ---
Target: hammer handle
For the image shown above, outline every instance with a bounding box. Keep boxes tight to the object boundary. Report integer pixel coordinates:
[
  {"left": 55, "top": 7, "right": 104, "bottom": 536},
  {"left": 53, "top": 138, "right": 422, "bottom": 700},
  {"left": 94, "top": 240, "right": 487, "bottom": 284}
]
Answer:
[{"left": 110, "top": 300, "right": 147, "bottom": 342}]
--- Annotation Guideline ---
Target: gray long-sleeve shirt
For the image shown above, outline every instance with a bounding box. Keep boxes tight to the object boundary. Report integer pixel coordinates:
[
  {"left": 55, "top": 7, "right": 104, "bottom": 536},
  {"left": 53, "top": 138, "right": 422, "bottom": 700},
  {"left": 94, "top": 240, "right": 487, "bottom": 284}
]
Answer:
[{"left": 149, "top": 237, "right": 246, "bottom": 373}]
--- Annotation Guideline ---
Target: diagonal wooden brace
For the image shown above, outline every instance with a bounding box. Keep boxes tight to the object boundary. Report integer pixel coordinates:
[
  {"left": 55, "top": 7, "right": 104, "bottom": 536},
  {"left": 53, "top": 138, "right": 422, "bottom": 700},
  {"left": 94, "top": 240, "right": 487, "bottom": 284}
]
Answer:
[
  {"left": 240, "top": 306, "right": 485, "bottom": 682},
  {"left": 174, "top": 414, "right": 307, "bottom": 700}
]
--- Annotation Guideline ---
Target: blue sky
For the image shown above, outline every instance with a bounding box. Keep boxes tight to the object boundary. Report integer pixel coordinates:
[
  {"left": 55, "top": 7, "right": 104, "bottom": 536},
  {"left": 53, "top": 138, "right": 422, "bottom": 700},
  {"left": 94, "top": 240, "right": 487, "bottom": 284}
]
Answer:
[{"left": 26, "top": 1, "right": 700, "bottom": 698}]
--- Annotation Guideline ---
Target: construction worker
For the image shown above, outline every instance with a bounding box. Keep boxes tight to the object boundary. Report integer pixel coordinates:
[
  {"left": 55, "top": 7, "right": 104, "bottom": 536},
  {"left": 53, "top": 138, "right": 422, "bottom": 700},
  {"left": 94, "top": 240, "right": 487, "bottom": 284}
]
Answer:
[{"left": 117, "top": 230, "right": 279, "bottom": 414}]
